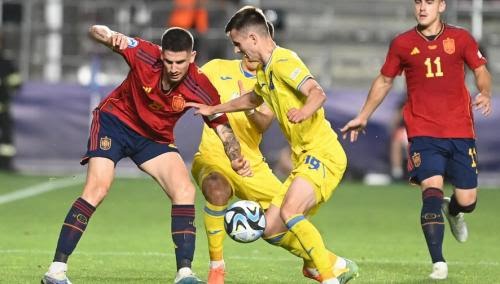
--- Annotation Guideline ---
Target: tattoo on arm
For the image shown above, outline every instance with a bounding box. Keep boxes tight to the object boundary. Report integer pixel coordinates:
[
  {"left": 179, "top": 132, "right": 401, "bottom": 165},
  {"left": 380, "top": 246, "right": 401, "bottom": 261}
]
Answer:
[
  {"left": 89, "top": 25, "right": 113, "bottom": 46},
  {"left": 216, "top": 123, "right": 241, "bottom": 161}
]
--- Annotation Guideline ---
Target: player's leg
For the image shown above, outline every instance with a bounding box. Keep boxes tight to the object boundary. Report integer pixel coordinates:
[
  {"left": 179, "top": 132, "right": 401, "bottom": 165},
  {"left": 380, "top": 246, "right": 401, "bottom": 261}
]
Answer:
[
  {"left": 264, "top": 204, "right": 327, "bottom": 282},
  {"left": 264, "top": 204, "right": 311, "bottom": 259},
  {"left": 42, "top": 110, "right": 122, "bottom": 284},
  {"left": 419, "top": 175, "right": 447, "bottom": 279},
  {"left": 245, "top": 164, "right": 329, "bottom": 282},
  {"left": 139, "top": 151, "right": 203, "bottom": 283},
  {"left": 442, "top": 139, "right": 479, "bottom": 243},
  {"left": 42, "top": 158, "right": 115, "bottom": 284},
  {"left": 280, "top": 150, "right": 354, "bottom": 283},
  {"left": 200, "top": 172, "right": 232, "bottom": 284},
  {"left": 409, "top": 137, "right": 447, "bottom": 279},
  {"left": 442, "top": 188, "right": 476, "bottom": 244},
  {"left": 280, "top": 177, "right": 341, "bottom": 283}
]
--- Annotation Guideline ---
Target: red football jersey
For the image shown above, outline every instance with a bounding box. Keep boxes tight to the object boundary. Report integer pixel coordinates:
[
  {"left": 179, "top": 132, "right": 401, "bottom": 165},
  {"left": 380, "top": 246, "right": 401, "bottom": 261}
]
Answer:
[
  {"left": 97, "top": 37, "right": 228, "bottom": 144},
  {"left": 381, "top": 24, "right": 487, "bottom": 138}
]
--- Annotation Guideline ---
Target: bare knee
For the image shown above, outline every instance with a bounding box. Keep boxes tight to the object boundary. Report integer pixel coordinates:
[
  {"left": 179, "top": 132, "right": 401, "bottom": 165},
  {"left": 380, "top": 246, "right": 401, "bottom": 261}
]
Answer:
[
  {"left": 81, "top": 183, "right": 111, "bottom": 207},
  {"left": 170, "top": 182, "right": 197, "bottom": 204},
  {"left": 454, "top": 188, "right": 477, "bottom": 209},
  {"left": 420, "top": 176, "right": 444, "bottom": 191},
  {"left": 201, "top": 172, "right": 232, "bottom": 206}
]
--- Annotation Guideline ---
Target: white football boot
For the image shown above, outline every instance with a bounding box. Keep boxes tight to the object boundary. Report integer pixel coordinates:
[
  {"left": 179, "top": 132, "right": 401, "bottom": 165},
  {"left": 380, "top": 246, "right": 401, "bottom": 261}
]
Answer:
[
  {"left": 174, "top": 267, "right": 205, "bottom": 284},
  {"left": 442, "top": 197, "right": 468, "bottom": 242},
  {"left": 429, "top": 261, "right": 448, "bottom": 280}
]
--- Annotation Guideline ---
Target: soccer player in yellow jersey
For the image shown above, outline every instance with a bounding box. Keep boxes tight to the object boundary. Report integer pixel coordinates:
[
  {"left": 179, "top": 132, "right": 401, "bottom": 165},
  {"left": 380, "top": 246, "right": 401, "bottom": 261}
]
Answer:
[
  {"left": 188, "top": 6, "right": 358, "bottom": 284},
  {"left": 194, "top": 22, "right": 328, "bottom": 284},
  {"left": 193, "top": 51, "right": 281, "bottom": 284}
]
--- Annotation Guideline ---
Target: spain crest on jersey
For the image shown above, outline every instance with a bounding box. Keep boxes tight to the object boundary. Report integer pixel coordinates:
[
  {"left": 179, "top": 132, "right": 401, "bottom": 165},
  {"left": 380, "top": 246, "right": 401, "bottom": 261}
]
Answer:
[
  {"left": 443, "top": 37, "right": 455, "bottom": 55},
  {"left": 172, "top": 95, "right": 185, "bottom": 112}
]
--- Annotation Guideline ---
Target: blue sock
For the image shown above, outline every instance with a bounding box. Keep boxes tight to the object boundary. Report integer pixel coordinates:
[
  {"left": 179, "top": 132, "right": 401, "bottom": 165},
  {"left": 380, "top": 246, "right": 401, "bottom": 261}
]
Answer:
[
  {"left": 421, "top": 187, "right": 445, "bottom": 263},
  {"left": 54, "top": 197, "right": 96, "bottom": 262},
  {"left": 171, "top": 205, "right": 196, "bottom": 270},
  {"left": 449, "top": 193, "right": 477, "bottom": 215}
]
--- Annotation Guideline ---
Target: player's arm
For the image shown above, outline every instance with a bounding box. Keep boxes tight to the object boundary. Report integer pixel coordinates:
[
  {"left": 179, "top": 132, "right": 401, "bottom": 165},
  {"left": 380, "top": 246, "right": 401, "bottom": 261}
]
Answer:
[
  {"left": 340, "top": 73, "right": 394, "bottom": 142},
  {"left": 246, "top": 104, "right": 274, "bottom": 133},
  {"left": 187, "top": 91, "right": 264, "bottom": 116},
  {"left": 472, "top": 65, "right": 492, "bottom": 116},
  {"left": 235, "top": 81, "right": 274, "bottom": 133},
  {"left": 88, "top": 25, "right": 129, "bottom": 50},
  {"left": 287, "top": 78, "right": 326, "bottom": 124},
  {"left": 214, "top": 123, "right": 252, "bottom": 177}
]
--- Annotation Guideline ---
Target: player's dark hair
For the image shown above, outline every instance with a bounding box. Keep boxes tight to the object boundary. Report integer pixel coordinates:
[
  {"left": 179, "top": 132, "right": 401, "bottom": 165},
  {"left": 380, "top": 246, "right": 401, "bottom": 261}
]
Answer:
[
  {"left": 225, "top": 6, "right": 270, "bottom": 37},
  {"left": 161, "top": 27, "right": 194, "bottom": 52}
]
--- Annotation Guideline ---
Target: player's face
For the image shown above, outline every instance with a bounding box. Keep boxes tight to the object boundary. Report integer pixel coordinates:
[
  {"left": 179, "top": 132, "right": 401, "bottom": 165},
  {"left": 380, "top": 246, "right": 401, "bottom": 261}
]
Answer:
[
  {"left": 414, "top": 0, "right": 445, "bottom": 27},
  {"left": 229, "top": 29, "right": 261, "bottom": 64},
  {"left": 161, "top": 50, "right": 196, "bottom": 83}
]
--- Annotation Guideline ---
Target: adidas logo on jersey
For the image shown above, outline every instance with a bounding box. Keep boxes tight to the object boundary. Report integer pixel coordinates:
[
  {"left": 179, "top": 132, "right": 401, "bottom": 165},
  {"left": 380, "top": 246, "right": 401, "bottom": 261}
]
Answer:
[
  {"left": 410, "top": 47, "right": 420, "bottom": 55},
  {"left": 143, "top": 86, "right": 152, "bottom": 94}
]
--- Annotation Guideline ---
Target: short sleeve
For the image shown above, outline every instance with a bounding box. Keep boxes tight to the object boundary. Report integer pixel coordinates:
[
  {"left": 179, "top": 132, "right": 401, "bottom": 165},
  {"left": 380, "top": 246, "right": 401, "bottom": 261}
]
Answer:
[
  {"left": 116, "top": 37, "right": 159, "bottom": 68},
  {"left": 191, "top": 66, "right": 229, "bottom": 128},
  {"left": 272, "top": 51, "right": 313, "bottom": 91},
  {"left": 462, "top": 31, "right": 487, "bottom": 70},
  {"left": 380, "top": 39, "right": 403, "bottom": 78}
]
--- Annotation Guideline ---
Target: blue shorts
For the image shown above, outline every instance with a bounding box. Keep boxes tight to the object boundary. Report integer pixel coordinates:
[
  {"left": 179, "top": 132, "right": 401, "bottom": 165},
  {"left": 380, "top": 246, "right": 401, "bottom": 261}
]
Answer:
[
  {"left": 80, "top": 110, "right": 179, "bottom": 166},
  {"left": 408, "top": 137, "right": 478, "bottom": 189}
]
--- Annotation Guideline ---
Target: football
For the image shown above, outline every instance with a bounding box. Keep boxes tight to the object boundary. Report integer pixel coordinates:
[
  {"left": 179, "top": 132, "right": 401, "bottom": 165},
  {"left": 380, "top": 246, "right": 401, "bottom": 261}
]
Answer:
[{"left": 224, "top": 200, "right": 266, "bottom": 243}]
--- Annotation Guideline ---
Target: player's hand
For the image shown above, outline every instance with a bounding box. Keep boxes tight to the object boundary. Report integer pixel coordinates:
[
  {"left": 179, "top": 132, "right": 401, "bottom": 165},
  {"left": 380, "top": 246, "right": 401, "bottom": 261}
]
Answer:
[
  {"left": 287, "top": 108, "right": 308, "bottom": 123},
  {"left": 231, "top": 156, "right": 253, "bottom": 177},
  {"left": 473, "top": 93, "right": 492, "bottom": 116},
  {"left": 111, "top": 32, "right": 129, "bottom": 50},
  {"left": 185, "top": 102, "right": 214, "bottom": 116},
  {"left": 340, "top": 117, "right": 367, "bottom": 142}
]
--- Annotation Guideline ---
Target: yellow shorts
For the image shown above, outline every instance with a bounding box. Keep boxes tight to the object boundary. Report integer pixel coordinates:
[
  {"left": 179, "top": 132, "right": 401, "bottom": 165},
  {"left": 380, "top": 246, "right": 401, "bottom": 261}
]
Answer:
[
  {"left": 191, "top": 153, "right": 282, "bottom": 209},
  {"left": 271, "top": 141, "right": 347, "bottom": 215}
]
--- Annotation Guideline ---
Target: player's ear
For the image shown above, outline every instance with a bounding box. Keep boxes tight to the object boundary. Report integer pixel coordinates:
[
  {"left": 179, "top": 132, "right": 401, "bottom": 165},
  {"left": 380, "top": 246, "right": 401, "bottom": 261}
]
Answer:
[
  {"left": 439, "top": 0, "right": 446, "bottom": 13},
  {"left": 249, "top": 32, "right": 258, "bottom": 45},
  {"left": 190, "top": 50, "right": 197, "bottom": 63}
]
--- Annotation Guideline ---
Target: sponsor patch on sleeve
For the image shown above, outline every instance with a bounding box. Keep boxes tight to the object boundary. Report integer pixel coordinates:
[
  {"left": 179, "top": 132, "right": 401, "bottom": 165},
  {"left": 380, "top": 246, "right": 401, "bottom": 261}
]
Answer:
[
  {"left": 290, "top": 68, "right": 302, "bottom": 80},
  {"left": 127, "top": 37, "right": 138, "bottom": 48}
]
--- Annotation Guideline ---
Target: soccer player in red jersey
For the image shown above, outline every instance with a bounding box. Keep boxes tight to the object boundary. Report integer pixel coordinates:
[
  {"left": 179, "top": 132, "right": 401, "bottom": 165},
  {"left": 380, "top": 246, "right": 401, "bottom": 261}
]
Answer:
[
  {"left": 41, "top": 26, "right": 251, "bottom": 284},
  {"left": 341, "top": 0, "right": 492, "bottom": 280}
]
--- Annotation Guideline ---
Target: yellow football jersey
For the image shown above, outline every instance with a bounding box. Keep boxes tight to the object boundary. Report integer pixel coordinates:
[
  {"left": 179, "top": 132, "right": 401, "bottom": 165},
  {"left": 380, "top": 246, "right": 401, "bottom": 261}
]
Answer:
[
  {"left": 254, "top": 47, "right": 338, "bottom": 157},
  {"left": 197, "top": 59, "right": 265, "bottom": 165}
]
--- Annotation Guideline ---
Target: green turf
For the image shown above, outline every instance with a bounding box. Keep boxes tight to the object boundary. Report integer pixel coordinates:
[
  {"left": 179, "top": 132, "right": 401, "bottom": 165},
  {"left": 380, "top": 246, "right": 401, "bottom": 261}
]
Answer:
[{"left": 1, "top": 172, "right": 499, "bottom": 283}]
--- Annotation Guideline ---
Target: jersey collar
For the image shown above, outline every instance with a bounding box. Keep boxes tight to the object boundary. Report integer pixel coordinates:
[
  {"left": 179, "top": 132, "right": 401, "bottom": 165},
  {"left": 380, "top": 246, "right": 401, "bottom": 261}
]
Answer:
[
  {"left": 415, "top": 22, "right": 445, "bottom": 42},
  {"left": 240, "top": 61, "right": 256, "bottom": 78}
]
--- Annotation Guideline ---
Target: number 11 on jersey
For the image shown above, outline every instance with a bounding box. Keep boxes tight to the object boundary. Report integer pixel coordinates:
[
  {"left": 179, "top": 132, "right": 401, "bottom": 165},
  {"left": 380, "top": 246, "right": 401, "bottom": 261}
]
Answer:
[{"left": 425, "top": 57, "right": 444, "bottom": 78}]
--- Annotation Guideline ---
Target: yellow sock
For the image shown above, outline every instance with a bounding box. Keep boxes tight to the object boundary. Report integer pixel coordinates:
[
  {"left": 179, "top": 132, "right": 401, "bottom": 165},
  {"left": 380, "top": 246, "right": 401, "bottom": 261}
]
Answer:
[
  {"left": 204, "top": 202, "right": 227, "bottom": 261},
  {"left": 286, "top": 214, "right": 334, "bottom": 281},
  {"left": 264, "top": 231, "right": 313, "bottom": 262},
  {"left": 305, "top": 251, "right": 339, "bottom": 270}
]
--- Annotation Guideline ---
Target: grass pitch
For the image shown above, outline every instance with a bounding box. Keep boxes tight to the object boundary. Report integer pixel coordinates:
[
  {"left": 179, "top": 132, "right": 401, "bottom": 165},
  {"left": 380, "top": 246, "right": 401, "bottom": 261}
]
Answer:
[{"left": 1, "top": 171, "right": 499, "bottom": 283}]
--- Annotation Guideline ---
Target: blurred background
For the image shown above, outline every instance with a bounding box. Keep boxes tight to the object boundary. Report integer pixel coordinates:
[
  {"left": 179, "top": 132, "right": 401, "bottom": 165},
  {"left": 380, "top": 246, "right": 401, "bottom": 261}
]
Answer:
[{"left": 1, "top": 0, "right": 499, "bottom": 186}]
